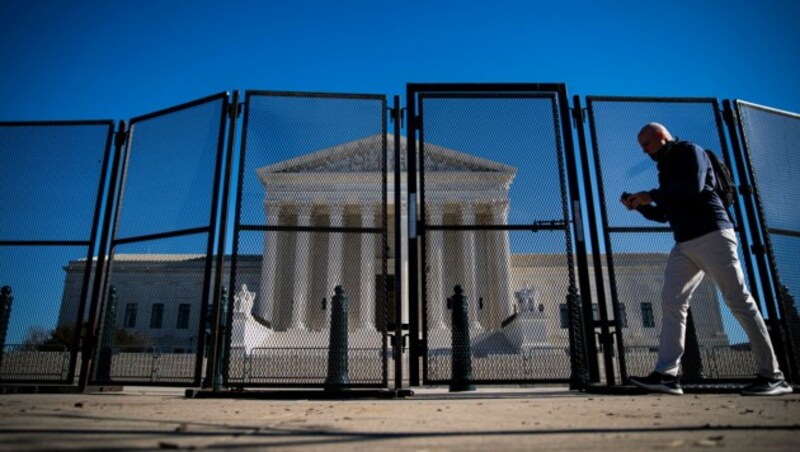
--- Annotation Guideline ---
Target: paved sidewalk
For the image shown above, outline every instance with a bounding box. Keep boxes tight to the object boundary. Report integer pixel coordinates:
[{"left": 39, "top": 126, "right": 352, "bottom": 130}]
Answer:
[{"left": 0, "top": 386, "right": 799, "bottom": 451}]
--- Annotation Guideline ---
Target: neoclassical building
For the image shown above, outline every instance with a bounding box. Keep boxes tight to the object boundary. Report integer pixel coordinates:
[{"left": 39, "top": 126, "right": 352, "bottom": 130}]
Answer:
[
  {"left": 54, "top": 134, "right": 733, "bottom": 366},
  {"left": 251, "top": 134, "right": 517, "bottom": 339}
]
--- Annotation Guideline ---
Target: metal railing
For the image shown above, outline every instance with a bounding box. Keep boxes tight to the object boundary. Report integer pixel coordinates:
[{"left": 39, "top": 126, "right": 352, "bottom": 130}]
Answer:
[{"left": 1, "top": 88, "right": 798, "bottom": 393}]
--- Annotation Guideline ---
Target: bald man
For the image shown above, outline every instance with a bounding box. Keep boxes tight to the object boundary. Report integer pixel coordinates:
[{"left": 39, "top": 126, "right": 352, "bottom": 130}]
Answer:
[{"left": 621, "top": 123, "right": 791, "bottom": 396}]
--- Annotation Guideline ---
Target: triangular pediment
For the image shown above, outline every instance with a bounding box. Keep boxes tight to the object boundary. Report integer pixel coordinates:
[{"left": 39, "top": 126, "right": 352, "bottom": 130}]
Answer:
[{"left": 258, "top": 134, "right": 516, "bottom": 174}]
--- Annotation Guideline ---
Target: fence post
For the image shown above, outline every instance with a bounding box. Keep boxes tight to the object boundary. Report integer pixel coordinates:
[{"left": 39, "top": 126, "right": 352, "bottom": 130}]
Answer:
[
  {"left": 778, "top": 285, "right": 800, "bottom": 383},
  {"left": 0, "top": 286, "right": 13, "bottom": 370},
  {"left": 566, "top": 285, "right": 590, "bottom": 390},
  {"left": 448, "top": 285, "right": 475, "bottom": 392},
  {"left": 213, "top": 287, "right": 229, "bottom": 391},
  {"left": 95, "top": 286, "right": 118, "bottom": 381},
  {"left": 325, "top": 286, "right": 350, "bottom": 391}
]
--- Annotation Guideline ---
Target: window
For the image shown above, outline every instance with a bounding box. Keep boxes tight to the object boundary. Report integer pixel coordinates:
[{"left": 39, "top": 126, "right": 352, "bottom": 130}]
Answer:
[
  {"left": 592, "top": 304, "right": 599, "bottom": 322},
  {"left": 618, "top": 304, "right": 628, "bottom": 328},
  {"left": 559, "top": 303, "right": 569, "bottom": 328},
  {"left": 124, "top": 303, "right": 137, "bottom": 328},
  {"left": 176, "top": 303, "right": 191, "bottom": 329},
  {"left": 641, "top": 302, "right": 655, "bottom": 328},
  {"left": 150, "top": 303, "right": 164, "bottom": 329}
]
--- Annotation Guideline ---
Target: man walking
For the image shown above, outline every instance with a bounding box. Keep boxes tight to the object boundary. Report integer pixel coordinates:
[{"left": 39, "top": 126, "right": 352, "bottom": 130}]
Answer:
[{"left": 621, "top": 122, "right": 791, "bottom": 396}]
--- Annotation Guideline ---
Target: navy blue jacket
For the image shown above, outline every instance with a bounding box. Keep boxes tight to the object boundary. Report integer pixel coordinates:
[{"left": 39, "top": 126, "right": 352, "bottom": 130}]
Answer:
[{"left": 636, "top": 140, "right": 733, "bottom": 242}]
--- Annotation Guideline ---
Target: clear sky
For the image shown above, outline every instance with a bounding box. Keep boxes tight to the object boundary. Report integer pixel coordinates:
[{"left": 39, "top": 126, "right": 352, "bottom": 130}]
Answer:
[{"left": 1, "top": 0, "right": 799, "bottom": 121}]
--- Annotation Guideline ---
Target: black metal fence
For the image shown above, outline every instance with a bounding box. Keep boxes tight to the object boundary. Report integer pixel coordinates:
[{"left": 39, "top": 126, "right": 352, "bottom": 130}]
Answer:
[
  {"left": 90, "top": 93, "right": 231, "bottom": 386},
  {"left": 730, "top": 100, "right": 800, "bottom": 381},
  {"left": 228, "top": 91, "right": 390, "bottom": 388},
  {"left": 406, "top": 84, "right": 590, "bottom": 388},
  {"left": 582, "top": 96, "right": 785, "bottom": 385},
  {"left": 0, "top": 120, "right": 114, "bottom": 384},
  {"left": 1, "top": 87, "right": 798, "bottom": 393}
]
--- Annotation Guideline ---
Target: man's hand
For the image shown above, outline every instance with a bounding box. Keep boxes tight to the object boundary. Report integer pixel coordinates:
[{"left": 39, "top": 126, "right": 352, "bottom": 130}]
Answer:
[{"left": 621, "top": 191, "right": 653, "bottom": 210}]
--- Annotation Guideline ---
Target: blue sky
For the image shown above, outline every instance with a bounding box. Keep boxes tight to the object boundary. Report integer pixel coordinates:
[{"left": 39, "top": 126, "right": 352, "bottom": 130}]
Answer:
[{"left": 1, "top": 0, "right": 799, "bottom": 121}]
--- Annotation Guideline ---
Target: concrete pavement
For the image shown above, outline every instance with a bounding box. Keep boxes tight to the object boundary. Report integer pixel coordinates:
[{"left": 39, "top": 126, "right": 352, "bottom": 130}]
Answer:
[{"left": 1, "top": 386, "right": 799, "bottom": 451}]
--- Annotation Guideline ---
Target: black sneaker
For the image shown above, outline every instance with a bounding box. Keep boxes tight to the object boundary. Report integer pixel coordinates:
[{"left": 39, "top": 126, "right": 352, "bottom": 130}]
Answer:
[
  {"left": 741, "top": 375, "right": 793, "bottom": 396},
  {"left": 629, "top": 371, "right": 683, "bottom": 395}
]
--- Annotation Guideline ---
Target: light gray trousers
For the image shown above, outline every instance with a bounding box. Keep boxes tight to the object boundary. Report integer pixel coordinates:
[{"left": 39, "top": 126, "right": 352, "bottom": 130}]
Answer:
[{"left": 655, "top": 228, "right": 783, "bottom": 379}]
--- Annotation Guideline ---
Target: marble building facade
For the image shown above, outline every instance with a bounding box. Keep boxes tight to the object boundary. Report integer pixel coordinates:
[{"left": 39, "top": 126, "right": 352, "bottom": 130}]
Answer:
[{"left": 55, "top": 135, "right": 732, "bottom": 360}]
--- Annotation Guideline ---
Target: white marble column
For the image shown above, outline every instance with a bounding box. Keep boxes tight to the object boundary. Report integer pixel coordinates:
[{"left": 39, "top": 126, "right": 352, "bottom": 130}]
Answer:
[
  {"left": 290, "top": 204, "right": 312, "bottom": 330},
  {"left": 490, "top": 201, "right": 513, "bottom": 328},
  {"left": 358, "top": 204, "right": 378, "bottom": 330},
  {"left": 327, "top": 205, "right": 345, "bottom": 298},
  {"left": 254, "top": 202, "right": 281, "bottom": 327},
  {"left": 427, "top": 202, "right": 447, "bottom": 330},
  {"left": 460, "top": 203, "right": 481, "bottom": 331}
]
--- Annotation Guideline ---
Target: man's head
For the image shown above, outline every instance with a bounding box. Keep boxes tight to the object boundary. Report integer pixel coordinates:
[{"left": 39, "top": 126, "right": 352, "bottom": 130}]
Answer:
[{"left": 637, "top": 123, "right": 673, "bottom": 160}]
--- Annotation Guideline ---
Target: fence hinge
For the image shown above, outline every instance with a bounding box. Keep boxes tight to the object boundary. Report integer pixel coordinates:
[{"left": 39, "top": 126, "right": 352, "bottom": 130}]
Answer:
[
  {"left": 390, "top": 332, "right": 408, "bottom": 352},
  {"left": 388, "top": 106, "right": 405, "bottom": 128},
  {"left": 114, "top": 128, "right": 129, "bottom": 148},
  {"left": 722, "top": 104, "right": 736, "bottom": 124},
  {"left": 596, "top": 330, "right": 615, "bottom": 354},
  {"left": 570, "top": 107, "right": 585, "bottom": 126},
  {"left": 228, "top": 102, "right": 243, "bottom": 119}
]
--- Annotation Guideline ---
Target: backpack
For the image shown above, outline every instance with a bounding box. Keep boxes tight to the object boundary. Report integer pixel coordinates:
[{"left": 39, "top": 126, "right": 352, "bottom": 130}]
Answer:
[{"left": 705, "top": 149, "right": 737, "bottom": 208}]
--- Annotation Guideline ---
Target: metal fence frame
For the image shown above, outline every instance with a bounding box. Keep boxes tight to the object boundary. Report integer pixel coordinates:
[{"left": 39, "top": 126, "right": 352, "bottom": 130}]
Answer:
[
  {"left": 0, "top": 120, "right": 115, "bottom": 386},
  {"left": 226, "top": 90, "right": 392, "bottom": 389},
  {"left": 405, "top": 83, "right": 592, "bottom": 389},
  {"left": 2, "top": 88, "right": 799, "bottom": 393},
  {"left": 87, "top": 93, "right": 231, "bottom": 387},
  {"left": 726, "top": 100, "right": 800, "bottom": 381},
  {"left": 581, "top": 96, "right": 764, "bottom": 386}
]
